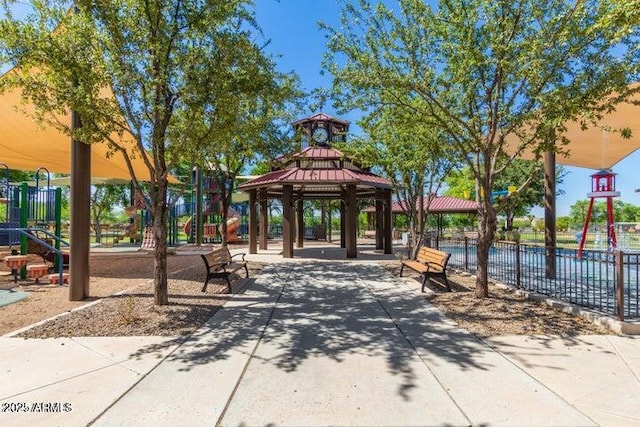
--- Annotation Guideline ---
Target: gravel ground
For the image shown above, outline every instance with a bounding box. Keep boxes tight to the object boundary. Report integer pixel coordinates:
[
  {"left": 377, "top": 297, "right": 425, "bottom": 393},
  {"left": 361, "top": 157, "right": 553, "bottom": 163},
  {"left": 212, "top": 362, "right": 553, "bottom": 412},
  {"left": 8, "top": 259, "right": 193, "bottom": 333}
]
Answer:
[
  {"left": 381, "top": 262, "right": 614, "bottom": 337},
  {"left": 1, "top": 248, "right": 264, "bottom": 337},
  {"left": 1, "top": 248, "right": 614, "bottom": 338}
]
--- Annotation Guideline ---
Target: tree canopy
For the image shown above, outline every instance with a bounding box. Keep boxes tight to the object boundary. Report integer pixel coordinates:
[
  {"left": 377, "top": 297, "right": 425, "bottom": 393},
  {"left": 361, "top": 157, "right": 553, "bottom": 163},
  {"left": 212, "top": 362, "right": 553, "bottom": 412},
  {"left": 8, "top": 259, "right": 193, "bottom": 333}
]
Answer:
[
  {"left": 338, "top": 101, "right": 458, "bottom": 255},
  {"left": 445, "top": 160, "right": 566, "bottom": 230},
  {"left": 325, "top": 0, "right": 640, "bottom": 297},
  {"left": 0, "top": 0, "right": 297, "bottom": 304}
]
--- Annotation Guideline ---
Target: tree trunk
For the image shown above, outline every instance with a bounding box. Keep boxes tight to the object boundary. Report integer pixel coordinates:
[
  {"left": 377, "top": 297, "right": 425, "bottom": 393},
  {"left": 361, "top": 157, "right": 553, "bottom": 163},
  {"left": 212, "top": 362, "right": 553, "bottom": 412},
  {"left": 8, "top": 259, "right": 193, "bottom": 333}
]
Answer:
[
  {"left": 505, "top": 211, "right": 515, "bottom": 231},
  {"left": 93, "top": 216, "right": 101, "bottom": 243},
  {"left": 219, "top": 178, "right": 230, "bottom": 248},
  {"left": 475, "top": 201, "right": 497, "bottom": 298},
  {"left": 152, "top": 183, "right": 169, "bottom": 306},
  {"left": 220, "top": 197, "right": 229, "bottom": 248}
]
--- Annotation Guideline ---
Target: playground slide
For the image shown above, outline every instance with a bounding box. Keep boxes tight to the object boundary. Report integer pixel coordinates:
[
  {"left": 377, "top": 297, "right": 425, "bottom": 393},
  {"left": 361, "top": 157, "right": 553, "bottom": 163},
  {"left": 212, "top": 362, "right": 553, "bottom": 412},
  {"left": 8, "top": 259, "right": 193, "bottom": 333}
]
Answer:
[
  {"left": 123, "top": 216, "right": 141, "bottom": 239},
  {"left": 124, "top": 206, "right": 139, "bottom": 217},
  {"left": 120, "top": 207, "right": 141, "bottom": 242},
  {"left": 184, "top": 215, "right": 240, "bottom": 242},
  {"left": 223, "top": 216, "right": 240, "bottom": 243},
  {"left": 184, "top": 216, "right": 192, "bottom": 237}
]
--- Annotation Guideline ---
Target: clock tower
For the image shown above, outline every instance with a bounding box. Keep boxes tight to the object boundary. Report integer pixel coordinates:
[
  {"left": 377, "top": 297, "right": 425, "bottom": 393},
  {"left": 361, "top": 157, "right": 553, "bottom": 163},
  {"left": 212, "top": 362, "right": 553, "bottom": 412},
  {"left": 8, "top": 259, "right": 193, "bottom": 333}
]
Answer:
[{"left": 292, "top": 112, "right": 349, "bottom": 148}]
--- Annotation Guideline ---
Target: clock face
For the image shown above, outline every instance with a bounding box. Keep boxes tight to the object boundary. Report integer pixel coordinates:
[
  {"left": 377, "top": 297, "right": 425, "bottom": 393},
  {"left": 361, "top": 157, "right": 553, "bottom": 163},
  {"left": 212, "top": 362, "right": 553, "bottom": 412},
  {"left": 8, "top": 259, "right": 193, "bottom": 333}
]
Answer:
[{"left": 312, "top": 127, "right": 328, "bottom": 144}]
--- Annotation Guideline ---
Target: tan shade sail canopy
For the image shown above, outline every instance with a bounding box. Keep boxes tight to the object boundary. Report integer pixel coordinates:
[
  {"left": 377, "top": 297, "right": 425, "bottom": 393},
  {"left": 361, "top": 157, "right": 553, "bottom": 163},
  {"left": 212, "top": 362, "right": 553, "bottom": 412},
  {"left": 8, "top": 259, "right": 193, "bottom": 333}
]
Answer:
[
  {"left": 0, "top": 84, "right": 159, "bottom": 181},
  {"left": 507, "top": 83, "right": 640, "bottom": 169}
]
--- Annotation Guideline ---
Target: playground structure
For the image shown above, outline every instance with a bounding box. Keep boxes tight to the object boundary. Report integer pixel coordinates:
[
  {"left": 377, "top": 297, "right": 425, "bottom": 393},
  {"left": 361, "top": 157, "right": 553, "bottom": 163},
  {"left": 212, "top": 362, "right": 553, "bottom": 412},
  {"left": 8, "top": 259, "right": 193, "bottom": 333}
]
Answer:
[
  {"left": 122, "top": 205, "right": 143, "bottom": 242},
  {"left": 0, "top": 166, "right": 67, "bottom": 285},
  {"left": 93, "top": 189, "right": 185, "bottom": 249},
  {"left": 578, "top": 169, "right": 620, "bottom": 257},
  {"left": 184, "top": 207, "right": 243, "bottom": 243},
  {"left": 183, "top": 169, "right": 249, "bottom": 245},
  {"left": 0, "top": 166, "right": 211, "bottom": 253}
]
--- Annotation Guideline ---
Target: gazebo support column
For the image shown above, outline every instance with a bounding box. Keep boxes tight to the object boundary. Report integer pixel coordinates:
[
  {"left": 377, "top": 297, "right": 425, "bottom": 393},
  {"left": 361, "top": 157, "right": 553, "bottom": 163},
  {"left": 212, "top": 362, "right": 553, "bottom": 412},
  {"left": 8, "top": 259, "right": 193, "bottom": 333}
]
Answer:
[
  {"left": 296, "top": 198, "right": 304, "bottom": 248},
  {"left": 375, "top": 189, "right": 384, "bottom": 250},
  {"left": 283, "top": 185, "right": 294, "bottom": 258},
  {"left": 340, "top": 198, "right": 346, "bottom": 248},
  {"left": 327, "top": 203, "right": 333, "bottom": 243},
  {"left": 259, "top": 189, "right": 268, "bottom": 250},
  {"left": 249, "top": 189, "right": 257, "bottom": 254},
  {"left": 384, "top": 188, "right": 392, "bottom": 254},
  {"left": 346, "top": 185, "right": 357, "bottom": 258}
]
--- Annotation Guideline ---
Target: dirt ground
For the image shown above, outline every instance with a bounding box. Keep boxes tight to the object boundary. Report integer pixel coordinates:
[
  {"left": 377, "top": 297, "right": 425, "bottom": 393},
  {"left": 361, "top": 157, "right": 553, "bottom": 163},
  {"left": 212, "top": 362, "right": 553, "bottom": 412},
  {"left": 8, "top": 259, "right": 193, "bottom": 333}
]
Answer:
[
  {"left": 0, "top": 247, "right": 613, "bottom": 338},
  {"left": 381, "top": 262, "right": 613, "bottom": 337},
  {"left": 0, "top": 247, "right": 265, "bottom": 337}
]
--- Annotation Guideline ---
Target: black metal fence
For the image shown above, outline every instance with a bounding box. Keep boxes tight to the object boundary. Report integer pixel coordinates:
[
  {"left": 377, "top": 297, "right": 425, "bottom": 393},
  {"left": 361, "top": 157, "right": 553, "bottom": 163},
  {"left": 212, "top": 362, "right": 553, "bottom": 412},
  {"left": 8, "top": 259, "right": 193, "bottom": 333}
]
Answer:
[{"left": 438, "top": 237, "right": 640, "bottom": 321}]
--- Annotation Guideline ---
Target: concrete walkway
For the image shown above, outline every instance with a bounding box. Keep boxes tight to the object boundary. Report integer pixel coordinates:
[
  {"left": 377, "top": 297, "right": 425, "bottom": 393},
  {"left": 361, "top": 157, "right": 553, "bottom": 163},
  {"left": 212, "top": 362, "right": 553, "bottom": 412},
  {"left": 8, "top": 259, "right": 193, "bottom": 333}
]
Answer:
[{"left": 1, "top": 258, "right": 639, "bottom": 426}]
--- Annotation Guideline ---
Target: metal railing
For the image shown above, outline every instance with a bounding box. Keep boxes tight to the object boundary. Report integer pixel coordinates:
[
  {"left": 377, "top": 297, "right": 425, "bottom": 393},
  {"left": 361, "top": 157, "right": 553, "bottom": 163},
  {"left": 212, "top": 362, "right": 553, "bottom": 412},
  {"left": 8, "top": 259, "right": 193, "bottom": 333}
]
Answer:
[{"left": 438, "top": 237, "right": 640, "bottom": 321}]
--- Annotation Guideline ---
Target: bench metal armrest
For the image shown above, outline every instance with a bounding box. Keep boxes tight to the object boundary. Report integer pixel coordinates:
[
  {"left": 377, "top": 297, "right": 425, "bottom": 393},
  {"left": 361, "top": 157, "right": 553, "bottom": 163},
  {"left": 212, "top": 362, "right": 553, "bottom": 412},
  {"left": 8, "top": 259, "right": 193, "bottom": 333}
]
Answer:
[{"left": 230, "top": 252, "right": 246, "bottom": 261}]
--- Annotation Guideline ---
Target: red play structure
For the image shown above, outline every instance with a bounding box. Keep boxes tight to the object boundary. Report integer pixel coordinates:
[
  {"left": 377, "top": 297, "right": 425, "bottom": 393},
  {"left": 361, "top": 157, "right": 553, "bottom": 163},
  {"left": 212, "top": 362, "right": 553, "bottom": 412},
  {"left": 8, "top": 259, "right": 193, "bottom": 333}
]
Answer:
[{"left": 577, "top": 169, "right": 620, "bottom": 257}]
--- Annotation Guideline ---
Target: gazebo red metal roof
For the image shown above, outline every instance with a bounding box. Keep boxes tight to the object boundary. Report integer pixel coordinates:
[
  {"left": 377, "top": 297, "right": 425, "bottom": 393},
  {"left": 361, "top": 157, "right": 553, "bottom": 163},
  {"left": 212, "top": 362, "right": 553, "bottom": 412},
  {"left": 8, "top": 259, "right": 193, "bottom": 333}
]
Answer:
[
  {"left": 292, "top": 112, "right": 349, "bottom": 127},
  {"left": 291, "top": 146, "right": 344, "bottom": 159},
  {"left": 364, "top": 196, "right": 479, "bottom": 214},
  {"left": 276, "top": 146, "right": 345, "bottom": 163},
  {"left": 239, "top": 146, "right": 392, "bottom": 199}
]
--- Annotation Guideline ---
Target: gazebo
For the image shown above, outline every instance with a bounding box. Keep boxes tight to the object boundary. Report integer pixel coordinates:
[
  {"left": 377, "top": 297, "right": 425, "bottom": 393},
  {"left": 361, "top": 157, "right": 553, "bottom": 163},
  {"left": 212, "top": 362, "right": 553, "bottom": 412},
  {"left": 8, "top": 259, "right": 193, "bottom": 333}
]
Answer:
[
  {"left": 364, "top": 195, "right": 479, "bottom": 216},
  {"left": 239, "top": 113, "right": 394, "bottom": 258}
]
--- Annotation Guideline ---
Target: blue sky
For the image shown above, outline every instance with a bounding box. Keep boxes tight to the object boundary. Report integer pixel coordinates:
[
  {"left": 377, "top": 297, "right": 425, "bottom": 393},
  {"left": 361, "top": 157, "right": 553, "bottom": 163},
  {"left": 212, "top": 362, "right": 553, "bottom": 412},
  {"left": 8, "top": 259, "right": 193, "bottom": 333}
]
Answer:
[{"left": 255, "top": 0, "right": 640, "bottom": 218}]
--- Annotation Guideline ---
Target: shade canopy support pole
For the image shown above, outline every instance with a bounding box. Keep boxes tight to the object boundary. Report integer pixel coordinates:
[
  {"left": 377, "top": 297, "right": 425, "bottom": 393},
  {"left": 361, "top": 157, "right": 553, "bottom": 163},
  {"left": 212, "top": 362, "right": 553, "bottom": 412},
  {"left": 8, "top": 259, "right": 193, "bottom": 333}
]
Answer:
[
  {"left": 545, "top": 150, "right": 557, "bottom": 279},
  {"left": 69, "top": 110, "right": 90, "bottom": 301}
]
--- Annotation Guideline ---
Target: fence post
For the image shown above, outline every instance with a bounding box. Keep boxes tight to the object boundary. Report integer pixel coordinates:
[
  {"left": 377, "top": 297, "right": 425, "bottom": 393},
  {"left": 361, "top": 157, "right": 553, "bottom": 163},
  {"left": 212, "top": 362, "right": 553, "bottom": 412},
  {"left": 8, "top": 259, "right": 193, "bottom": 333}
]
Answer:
[
  {"left": 464, "top": 237, "right": 469, "bottom": 271},
  {"left": 615, "top": 250, "right": 624, "bottom": 321},
  {"left": 515, "top": 241, "right": 521, "bottom": 288}
]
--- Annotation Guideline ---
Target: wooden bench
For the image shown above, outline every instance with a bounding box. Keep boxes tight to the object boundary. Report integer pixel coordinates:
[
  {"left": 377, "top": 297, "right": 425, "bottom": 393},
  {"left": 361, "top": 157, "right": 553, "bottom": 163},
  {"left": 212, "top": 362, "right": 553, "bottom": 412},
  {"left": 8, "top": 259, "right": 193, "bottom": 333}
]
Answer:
[
  {"left": 200, "top": 247, "right": 249, "bottom": 293},
  {"left": 400, "top": 246, "right": 451, "bottom": 292}
]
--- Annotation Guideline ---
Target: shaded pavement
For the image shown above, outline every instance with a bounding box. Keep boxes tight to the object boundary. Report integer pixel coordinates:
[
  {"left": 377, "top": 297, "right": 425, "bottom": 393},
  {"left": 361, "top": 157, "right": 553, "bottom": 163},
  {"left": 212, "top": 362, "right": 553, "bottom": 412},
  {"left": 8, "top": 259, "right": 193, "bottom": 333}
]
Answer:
[{"left": 1, "top": 256, "right": 639, "bottom": 426}]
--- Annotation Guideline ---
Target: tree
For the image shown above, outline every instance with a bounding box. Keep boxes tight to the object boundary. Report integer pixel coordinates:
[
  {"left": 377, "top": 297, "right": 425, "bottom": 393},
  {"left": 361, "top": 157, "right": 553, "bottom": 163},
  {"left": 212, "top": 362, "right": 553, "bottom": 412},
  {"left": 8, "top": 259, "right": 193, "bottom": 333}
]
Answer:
[
  {"left": 338, "top": 101, "right": 457, "bottom": 257},
  {"left": 615, "top": 200, "right": 640, "bottom": 223},
  {"left": 569, "top": 199, "right": 605, "bottom": 229},
  {"left": 556, "top": 216, "right": 570, "bottom": 232},
  {"left": 0, "top": 0, "right": 260, "bottom": 304},
  {"left": 569, "top": 199, "right": 640, "bottom": 229},
  {"left": 176, "top": 31, "right": 302, "bottom": 247},
  {"left": 325, "top": 0, "right": 640, "bottom": 297},
  {"left": 89, "top": 184, "right": 127, "bottom": 243},
  {"left": 445, "top": 160, "right": 566, "bottom": 230}
]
